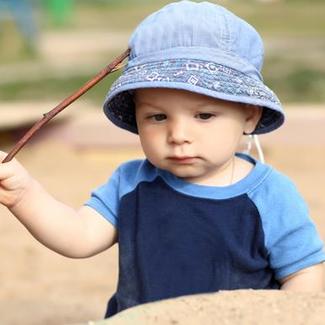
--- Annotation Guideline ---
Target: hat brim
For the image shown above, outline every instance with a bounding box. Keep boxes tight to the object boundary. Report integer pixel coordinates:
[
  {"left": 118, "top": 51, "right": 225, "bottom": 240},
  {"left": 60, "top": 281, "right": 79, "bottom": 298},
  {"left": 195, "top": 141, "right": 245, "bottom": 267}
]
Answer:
[{"left": 104, "top": 58, "right": 284, "bottom": 134}]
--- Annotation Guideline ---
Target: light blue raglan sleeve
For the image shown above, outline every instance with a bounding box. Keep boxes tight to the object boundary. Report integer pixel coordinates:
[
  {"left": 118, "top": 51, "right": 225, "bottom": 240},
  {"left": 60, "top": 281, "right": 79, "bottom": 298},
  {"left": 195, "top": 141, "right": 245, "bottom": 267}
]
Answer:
[
  {"left": 84, "top": 165, "right": 122, "bottom": 227},
  {"left": 248, "top": 168, "right": 325, "bottom": 280}
]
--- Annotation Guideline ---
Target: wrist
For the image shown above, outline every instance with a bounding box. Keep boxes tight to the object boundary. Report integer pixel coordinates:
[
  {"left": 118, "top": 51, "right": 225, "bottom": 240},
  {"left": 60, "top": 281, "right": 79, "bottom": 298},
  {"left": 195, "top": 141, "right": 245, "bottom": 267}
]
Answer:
[{"left": 9, "top": 178, "right": 42, "bottom": 214}]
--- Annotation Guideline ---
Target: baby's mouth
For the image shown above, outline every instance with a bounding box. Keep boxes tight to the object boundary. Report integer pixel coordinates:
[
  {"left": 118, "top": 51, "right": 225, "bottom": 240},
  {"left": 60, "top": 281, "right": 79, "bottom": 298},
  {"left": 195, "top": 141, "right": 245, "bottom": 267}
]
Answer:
[{"left": 167, "top": 156, "right": 199, "bottom": 164}]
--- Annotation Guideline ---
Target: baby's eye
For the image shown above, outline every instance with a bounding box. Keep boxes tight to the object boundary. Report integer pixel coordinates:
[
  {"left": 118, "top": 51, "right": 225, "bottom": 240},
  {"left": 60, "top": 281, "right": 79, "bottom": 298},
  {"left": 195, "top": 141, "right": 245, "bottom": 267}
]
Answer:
[
  {"left": 196, "top": 113, "right": 215, "bottom": 120},
  {"left": 149, "top": 114, "right": 167, "bottom": 121}
]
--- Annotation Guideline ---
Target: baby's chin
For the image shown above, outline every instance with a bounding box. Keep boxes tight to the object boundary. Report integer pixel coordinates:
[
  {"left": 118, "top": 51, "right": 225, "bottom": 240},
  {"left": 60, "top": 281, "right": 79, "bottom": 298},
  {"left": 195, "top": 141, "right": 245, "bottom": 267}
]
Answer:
[{"left": 164, "top": 166, "right": 206, "bottom": 182}]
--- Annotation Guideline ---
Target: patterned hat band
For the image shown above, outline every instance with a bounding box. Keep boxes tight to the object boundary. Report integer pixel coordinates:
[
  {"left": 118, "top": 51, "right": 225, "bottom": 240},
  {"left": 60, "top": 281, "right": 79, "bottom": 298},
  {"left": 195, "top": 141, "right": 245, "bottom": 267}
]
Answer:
[{"left": 104, "top": 58, "right": 284, "bottom": 134}]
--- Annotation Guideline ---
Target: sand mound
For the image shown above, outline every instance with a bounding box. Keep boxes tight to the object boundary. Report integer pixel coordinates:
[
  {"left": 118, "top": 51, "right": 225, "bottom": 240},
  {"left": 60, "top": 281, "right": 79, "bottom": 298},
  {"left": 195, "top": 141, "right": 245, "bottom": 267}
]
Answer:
[{"left": 83, "top": 290, "right": 325, "bottom": 325}]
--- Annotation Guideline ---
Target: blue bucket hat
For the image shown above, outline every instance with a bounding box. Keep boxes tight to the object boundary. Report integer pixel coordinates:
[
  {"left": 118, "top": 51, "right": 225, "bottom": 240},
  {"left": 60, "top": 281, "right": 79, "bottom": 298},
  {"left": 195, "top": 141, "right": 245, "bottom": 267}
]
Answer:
[{"left": 104, "top": 0, "right": 285, "bottom": 134}]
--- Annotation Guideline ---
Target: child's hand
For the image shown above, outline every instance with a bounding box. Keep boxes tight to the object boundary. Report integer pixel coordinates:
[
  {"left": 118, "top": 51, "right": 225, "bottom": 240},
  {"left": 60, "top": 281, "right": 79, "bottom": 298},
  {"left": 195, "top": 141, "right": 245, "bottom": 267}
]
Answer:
[{"left": 0, "top": 151, "right": 34, "bottom": 208}]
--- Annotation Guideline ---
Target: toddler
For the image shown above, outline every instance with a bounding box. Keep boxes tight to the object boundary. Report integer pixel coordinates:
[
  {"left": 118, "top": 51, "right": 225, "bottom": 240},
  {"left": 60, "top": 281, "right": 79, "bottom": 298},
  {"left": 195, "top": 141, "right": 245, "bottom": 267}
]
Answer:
[{"left": 1, "top": 1, "right": 324, "bottom": 319}]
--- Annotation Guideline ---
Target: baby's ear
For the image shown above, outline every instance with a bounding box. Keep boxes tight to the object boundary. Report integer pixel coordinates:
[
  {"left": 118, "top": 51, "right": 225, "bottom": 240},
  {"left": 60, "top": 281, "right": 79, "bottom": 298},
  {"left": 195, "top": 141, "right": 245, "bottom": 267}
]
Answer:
[{"left": 243, "top": 105, "right": 263, "bottom": 135}]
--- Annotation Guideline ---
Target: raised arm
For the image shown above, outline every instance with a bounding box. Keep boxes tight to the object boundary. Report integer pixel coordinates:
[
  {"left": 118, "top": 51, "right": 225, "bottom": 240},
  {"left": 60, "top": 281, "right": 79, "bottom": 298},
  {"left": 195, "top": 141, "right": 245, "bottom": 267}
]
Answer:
[{"left": 0, "top": 151, "right": 117, "bottom": 258}]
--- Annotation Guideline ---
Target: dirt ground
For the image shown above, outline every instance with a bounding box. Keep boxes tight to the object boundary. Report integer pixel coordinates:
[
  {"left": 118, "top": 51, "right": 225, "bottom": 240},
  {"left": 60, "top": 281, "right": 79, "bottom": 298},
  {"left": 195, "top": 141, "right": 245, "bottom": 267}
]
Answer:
[{"left": 0, "top": 106, "right": 325, "bottom": 324}]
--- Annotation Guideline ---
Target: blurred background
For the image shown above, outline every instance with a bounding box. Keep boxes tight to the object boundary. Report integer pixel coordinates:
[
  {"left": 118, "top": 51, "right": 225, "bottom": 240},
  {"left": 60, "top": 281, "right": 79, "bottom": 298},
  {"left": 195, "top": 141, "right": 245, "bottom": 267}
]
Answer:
[
  {"left": 0, "top": 1, "right": 325, "bottom": 325},
  {"left": 1, "top": 0, "right": 325, "bottom": 107}
]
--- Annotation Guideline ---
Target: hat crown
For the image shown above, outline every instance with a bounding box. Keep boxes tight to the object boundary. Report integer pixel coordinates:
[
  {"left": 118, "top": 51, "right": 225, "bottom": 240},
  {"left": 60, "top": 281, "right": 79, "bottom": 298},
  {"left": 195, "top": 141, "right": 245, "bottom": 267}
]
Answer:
[{"left": 129, "top": 1, "right": 264, "bottom": 72}]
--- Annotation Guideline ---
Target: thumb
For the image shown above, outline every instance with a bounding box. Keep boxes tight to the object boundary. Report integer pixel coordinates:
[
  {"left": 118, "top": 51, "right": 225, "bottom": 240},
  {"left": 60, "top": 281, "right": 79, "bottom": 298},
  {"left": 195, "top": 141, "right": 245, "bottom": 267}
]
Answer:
[{"left": 0, "top": 151, "right": 9, "bottom": 163}]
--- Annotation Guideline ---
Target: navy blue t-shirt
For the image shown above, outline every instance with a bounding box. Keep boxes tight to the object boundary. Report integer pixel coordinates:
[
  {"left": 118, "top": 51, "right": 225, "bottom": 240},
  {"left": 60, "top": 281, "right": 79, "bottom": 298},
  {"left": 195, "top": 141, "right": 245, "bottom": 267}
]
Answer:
[{"left": 86, "top": 154, "right": 325, "bottom": 317}]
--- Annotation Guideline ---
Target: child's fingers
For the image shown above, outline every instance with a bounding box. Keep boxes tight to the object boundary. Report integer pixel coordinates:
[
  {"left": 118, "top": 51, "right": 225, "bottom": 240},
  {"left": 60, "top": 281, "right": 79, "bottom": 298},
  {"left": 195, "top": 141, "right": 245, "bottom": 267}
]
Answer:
[
  {"left": 0, "top": 187, "right": 11, "bottom": 205},
  {"left": 0, "top": 153, "right": 18, "bottom": 180},
  {"left": 0, "top": 151, "right": 13, "bottom": 164},
  {"left": 0, "top": 151, "right": 19, "bottom": 167},
  {"left": 0, "top": 151, "right": 8, "bottom": 163},
  {"left": 0, "top": 163, "right": 15, "bottom": 180},
  {"left": 0, "top": 187, "right": 20, "bottom": 207}
]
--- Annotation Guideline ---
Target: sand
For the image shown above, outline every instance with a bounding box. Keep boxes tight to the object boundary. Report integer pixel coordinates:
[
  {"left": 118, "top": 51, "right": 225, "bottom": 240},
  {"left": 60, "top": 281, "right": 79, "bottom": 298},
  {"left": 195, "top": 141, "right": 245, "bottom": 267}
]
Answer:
[{"left": 101, "top": 290, "right": 325, "bottom": 325}]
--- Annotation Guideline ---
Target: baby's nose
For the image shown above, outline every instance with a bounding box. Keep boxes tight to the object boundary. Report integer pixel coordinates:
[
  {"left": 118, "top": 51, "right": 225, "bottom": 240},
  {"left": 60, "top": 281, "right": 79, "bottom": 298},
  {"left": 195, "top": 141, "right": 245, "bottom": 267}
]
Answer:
[{"left": 167, "top": 120, "right": 192, "bottom": 144}]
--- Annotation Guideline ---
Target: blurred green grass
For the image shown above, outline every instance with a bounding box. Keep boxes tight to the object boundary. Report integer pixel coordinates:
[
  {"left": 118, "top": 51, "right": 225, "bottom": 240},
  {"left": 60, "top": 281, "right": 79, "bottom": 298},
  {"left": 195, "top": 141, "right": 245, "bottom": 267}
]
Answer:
[
  {"left": 0, "top": 71, "right": 121, "bottom": 104},
  {"left": 68, "top": 0, "right": 325, "bottom": 36},
  {"left": 0, "top": 0, "right": 324, "bottom": 105}
]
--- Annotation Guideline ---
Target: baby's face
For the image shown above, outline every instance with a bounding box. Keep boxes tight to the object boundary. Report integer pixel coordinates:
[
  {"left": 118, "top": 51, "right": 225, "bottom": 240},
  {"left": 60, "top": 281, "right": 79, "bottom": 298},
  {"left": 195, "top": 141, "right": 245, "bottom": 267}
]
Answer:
[{"left": 135, "top": 88, "right": 261, "bottom": 185}]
